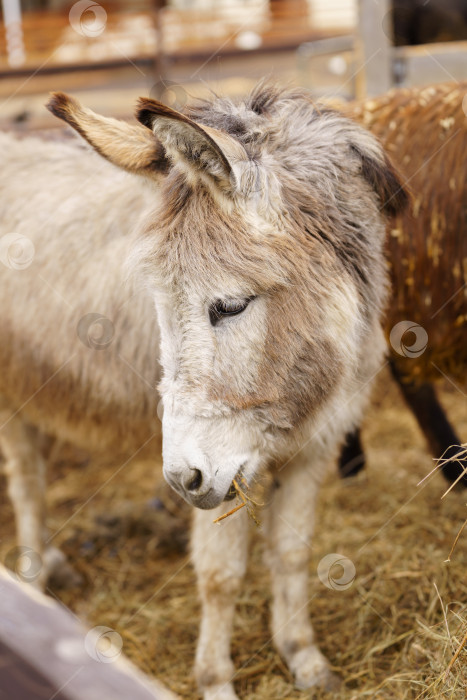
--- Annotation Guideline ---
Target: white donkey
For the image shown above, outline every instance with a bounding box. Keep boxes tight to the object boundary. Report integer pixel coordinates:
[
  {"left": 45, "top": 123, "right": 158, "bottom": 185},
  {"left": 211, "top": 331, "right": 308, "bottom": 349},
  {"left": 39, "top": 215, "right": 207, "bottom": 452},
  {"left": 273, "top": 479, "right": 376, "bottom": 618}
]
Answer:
[{"left": 1, "top": 84, "right": 407, "bottom": 698}]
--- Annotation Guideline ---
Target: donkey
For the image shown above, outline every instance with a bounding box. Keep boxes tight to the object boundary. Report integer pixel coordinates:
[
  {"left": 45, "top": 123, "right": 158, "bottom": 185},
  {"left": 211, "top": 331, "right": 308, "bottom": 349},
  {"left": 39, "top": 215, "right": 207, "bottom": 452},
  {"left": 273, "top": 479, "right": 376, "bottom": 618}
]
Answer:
[
  {"left": 1, "top": 84, "right": 407, "bottom": 696},
  {"left": 0, "top": 122, "right": 167, "bottom": 587}
]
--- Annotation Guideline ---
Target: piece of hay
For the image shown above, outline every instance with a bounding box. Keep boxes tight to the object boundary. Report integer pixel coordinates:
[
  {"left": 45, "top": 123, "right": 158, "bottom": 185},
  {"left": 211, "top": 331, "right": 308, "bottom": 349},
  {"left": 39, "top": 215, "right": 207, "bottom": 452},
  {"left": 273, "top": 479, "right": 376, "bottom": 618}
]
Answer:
[{"left": 213, "top": 477, "right": 263, "bottom": 525}]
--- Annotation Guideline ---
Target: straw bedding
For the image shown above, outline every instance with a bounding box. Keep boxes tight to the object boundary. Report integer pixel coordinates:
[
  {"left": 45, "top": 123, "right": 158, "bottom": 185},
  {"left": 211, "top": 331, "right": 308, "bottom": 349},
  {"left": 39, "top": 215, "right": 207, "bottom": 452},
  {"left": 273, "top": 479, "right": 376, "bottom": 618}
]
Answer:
[{"left": 0, "top": 371, "right": 465, "bottom": 699}]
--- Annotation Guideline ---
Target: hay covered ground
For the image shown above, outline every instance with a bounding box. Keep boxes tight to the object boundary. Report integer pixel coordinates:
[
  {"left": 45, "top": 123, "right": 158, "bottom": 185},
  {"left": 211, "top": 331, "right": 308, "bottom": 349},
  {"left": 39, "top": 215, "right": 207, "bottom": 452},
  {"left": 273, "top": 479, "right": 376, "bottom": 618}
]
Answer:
[{"left": 0, "top": 372, "right": 466, "bottom": 699}]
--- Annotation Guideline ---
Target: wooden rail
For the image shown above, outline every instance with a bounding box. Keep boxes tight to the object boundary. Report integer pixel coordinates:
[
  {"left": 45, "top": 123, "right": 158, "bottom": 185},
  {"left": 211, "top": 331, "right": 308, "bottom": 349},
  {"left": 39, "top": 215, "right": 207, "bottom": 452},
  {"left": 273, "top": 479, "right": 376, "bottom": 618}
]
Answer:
[
  {"left": 0, "top": 565, "right": 178, "bottom": 700},
  {"left": 0, "top": 4, "right": 341, "bottom": 78}
]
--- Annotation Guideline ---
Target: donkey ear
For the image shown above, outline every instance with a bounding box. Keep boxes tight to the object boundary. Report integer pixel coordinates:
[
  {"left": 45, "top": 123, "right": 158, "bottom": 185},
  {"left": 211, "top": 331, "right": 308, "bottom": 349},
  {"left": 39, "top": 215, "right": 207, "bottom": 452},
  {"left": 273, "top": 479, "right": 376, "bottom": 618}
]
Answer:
[
  {"left": 46, "top": 92, "right": 169, "bottom": 180},
  {"left": 350, "top": 141, "right": 409, "bottom": 217},
  {"left": 136, "top": 98, "right": 248, "bottom": 195}
]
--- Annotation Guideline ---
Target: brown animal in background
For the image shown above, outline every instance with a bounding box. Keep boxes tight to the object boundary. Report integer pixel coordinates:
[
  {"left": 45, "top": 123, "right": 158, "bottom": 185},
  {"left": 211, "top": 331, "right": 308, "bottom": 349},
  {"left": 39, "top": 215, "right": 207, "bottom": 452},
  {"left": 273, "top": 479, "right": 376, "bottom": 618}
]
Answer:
[{"left": 340, "top": 82, "right": 467, "bottom": 484}]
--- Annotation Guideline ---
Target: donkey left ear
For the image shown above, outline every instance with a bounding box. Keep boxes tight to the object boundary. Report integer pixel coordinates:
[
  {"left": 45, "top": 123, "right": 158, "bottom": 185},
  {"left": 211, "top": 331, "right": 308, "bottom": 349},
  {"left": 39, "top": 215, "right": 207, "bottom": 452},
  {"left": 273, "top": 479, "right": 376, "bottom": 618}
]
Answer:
[
  {"left": 350, "top": 141, "right": 409, "bottom": 217},
  {"left": 47, "top": 92, "right": 169, "bottom": 181},
  {"left": 136, "top": 98, "right": 248, "bottom": 195}
]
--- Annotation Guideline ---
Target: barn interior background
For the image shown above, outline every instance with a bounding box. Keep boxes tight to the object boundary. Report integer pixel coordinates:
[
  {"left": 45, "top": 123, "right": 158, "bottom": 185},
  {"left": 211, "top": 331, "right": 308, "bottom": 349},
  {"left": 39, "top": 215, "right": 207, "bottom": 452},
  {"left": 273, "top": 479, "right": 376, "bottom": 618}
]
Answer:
[{"left": 0, "top": 1, "right": 466, "bottom": 699}]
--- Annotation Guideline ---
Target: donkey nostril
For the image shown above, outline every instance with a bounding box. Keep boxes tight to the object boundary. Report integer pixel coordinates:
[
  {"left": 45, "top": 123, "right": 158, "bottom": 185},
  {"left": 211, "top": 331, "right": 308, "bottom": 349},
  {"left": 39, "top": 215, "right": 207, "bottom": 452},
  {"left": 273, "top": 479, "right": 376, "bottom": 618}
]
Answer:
[{"left": 186, "top": 469, "right": 203, "bottom": 492}]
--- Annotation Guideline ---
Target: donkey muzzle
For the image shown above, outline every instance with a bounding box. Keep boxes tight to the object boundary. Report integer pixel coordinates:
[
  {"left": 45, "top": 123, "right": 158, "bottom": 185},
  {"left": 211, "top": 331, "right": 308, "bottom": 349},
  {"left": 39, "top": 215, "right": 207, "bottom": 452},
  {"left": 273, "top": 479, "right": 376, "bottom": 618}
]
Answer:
[{"left": 163, "top": 462, "right": 223, "bottom": 509}]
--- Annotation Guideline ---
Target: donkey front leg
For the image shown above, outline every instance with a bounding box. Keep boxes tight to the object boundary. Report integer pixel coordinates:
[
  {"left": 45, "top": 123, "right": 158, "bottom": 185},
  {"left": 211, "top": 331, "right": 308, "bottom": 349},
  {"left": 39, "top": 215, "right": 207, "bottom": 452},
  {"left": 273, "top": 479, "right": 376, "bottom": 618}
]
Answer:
[
  {"left": 265, "top": 455, "right": 340, "bottom": 691},
  {"left": 192, "top": 504, "right": 249, "bottom": 700}
]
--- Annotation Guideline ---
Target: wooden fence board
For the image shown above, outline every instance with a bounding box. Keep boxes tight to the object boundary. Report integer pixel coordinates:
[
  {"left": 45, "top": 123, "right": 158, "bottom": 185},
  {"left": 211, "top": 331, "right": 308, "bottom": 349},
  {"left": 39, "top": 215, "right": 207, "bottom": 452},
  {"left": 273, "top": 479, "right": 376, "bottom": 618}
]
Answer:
[{"left": 0, "top": 565, "right": 178, "bottom": 700}]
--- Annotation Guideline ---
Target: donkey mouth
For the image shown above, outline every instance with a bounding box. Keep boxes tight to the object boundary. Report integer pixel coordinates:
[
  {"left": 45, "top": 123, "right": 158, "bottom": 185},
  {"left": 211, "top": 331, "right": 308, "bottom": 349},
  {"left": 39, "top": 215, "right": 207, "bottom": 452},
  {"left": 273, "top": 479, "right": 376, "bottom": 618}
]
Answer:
[
  {"left": 224, "top": 483, "right": 237, "bottom": 502},
  {"left": 223, "top": 465, "right": 246, "bottom": 502}
]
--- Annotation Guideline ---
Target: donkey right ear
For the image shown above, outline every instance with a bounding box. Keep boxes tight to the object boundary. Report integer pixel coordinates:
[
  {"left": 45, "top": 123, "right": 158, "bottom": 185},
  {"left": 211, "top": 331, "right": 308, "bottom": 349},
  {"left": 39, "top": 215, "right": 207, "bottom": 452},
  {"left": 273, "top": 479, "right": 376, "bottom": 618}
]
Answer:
[{"left": 46, "top": 93, "right": 169, "bottom": 181}]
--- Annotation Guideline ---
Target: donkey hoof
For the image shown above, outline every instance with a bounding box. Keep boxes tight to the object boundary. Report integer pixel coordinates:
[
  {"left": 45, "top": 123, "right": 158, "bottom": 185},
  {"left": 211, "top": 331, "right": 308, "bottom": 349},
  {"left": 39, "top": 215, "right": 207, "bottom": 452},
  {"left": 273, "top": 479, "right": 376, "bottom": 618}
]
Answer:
[
  {"left": 203, "top": 682, "right": 239, "bottom": 700},
  {"left": 290, "top": 645, "right": 341, "bottom": 692}
]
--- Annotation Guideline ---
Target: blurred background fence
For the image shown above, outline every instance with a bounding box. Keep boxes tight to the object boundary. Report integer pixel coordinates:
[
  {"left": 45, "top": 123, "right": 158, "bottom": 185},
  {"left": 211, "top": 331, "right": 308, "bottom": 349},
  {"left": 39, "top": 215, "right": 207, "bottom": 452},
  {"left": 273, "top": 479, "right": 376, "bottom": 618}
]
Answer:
[{"left": 0, "top": 1, "right": 466, "bottom": 131}]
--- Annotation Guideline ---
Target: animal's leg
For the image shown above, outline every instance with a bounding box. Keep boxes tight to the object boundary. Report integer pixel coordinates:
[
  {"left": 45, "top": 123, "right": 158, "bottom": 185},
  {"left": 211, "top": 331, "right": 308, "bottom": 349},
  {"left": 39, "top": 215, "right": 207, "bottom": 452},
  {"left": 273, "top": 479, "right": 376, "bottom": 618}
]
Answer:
[
  {"left": 338, "top": 427, "right": 365, "bottom": 478},
  {"left": 264, "top": 456, "right": 340, "bottom": 691},
  {"left": 192, "top": 504, "right": 249, "bottom": 700},
  {"left": 1, "top": 412, "right": 49, "bottom": 588},
  {"left": 0, "top": 412, "right": 71, "bottom": 589},
  {"left": 390, "top": 360, "right": 467, "bottom": 486}
]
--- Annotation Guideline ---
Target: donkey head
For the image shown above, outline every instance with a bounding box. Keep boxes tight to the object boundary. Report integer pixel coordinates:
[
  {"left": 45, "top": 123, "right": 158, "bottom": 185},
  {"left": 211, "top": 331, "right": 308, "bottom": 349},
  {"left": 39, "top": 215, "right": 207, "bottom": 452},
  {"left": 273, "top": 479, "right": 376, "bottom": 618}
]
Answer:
[{"left": 48, "top": 86, "right": 408, "bottom": 509}]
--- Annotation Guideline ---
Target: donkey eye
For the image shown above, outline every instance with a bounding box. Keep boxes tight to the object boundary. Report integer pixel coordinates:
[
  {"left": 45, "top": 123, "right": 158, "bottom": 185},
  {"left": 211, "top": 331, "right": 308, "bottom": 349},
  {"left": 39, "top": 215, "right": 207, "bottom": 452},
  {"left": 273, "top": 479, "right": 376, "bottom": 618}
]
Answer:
[{"left": 209, "top": 297, "right": 253, "bottom": 326}]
